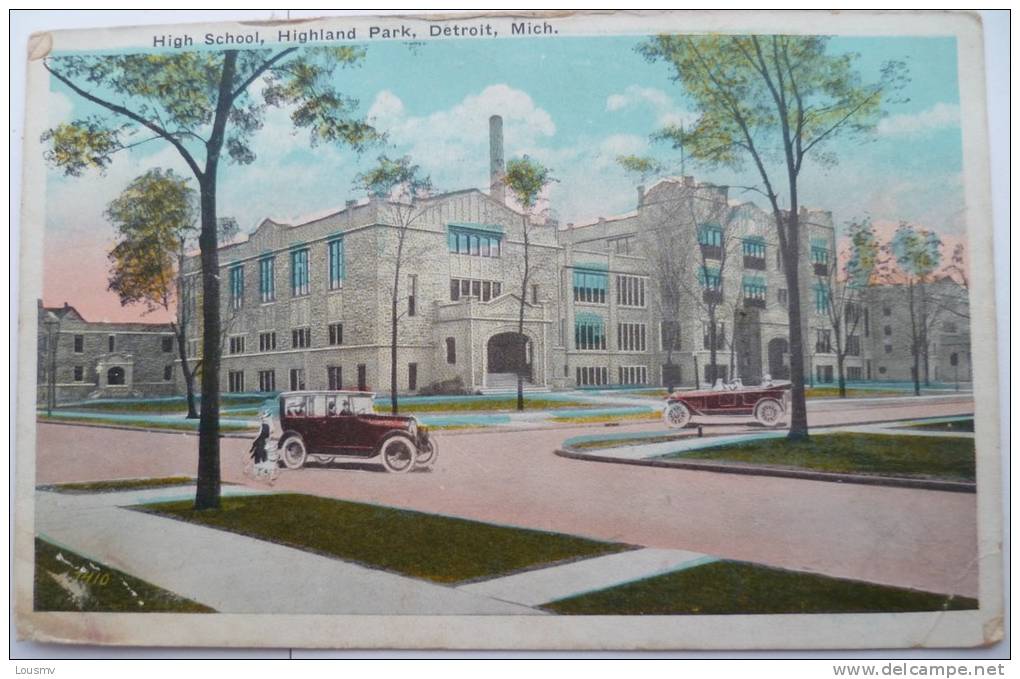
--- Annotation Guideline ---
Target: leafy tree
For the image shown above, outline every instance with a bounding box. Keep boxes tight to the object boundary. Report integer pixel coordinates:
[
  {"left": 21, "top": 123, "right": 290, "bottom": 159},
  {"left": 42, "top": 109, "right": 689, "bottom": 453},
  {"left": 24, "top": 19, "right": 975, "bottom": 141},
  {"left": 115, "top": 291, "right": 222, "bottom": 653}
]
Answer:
[
  {"left": 813, "top": 217, "right": 879, "bottom": 397},
  {"left": 638, "top": 34, "right": 906, "bottom": 440},
  {"left": 106, "top": 169, "right": 201, "bottom": 418},
  {"left": 503, "top": 156, "right": 553, "bottom": 411},
  {"left": 354, "top": 155, "right": 433, "bottom": 415},
  {"left": 42, "top": 48, "right": 380, "bottom": 509}
]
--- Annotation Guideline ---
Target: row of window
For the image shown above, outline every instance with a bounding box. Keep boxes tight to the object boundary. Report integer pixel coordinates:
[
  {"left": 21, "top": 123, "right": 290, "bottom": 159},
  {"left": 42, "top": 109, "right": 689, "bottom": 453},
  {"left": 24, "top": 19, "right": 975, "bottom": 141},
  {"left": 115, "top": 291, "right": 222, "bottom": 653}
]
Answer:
[
  {"left": 814, "top": 330, "right": 862, "bottom": 356},
  {"left": 448, "top": 227, "right": 502, "bottom": 258},
  {"left": 573, "top": 271, "right": 648, "bottom": 307},
  {"left": 226, "top": 323, "right": 346, "bottom": 356},
  {"left": 450, "top": 278, "right": 502, "bottom": 302},
  {"left": 66, "top": 365, "right": 176, "bottom": 382},
  {"left": 574, "top": 365, "right": 650, "bottom": 387},
  {"left": 230, "top": 364, "right": 371, "bottom": 394},
  {"left": 225, "top": 237, "right": 347, "bottom": 309},
  {"left": 67, "top": 335, "right": 174, "bottom": 354}
]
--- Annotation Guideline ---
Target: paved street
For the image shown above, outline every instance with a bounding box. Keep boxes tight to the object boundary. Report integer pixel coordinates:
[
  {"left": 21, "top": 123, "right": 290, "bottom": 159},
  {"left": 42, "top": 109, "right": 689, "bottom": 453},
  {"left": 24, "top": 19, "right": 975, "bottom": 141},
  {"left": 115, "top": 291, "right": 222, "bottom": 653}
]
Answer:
[{"left": 33, "top": 394, "right": 978, "bottom": 597}]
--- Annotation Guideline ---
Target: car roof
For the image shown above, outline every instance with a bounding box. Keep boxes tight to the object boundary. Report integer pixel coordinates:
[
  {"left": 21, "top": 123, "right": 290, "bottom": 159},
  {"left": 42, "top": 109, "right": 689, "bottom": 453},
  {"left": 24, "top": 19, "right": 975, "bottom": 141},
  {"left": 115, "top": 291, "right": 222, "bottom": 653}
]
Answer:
[{"left": 279, "top": 390, "right": 376, "bottom": 398}]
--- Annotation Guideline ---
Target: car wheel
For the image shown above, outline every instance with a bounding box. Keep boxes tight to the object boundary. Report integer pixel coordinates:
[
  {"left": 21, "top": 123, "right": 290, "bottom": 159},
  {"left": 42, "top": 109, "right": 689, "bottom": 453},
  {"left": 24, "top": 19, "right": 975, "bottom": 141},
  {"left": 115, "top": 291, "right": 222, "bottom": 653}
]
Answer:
[
  {"left": 662, "top": 402, "right": 691, "bottom": 429},
  {"left": 753, "top": 398, "right": 784, "bottom": 427},
  {"left": 380, "top": 434, "right": 416, "bottom": 474},
  {"left": 415, "top": 439, "right": 438, "bottom": 470},
  {"left": 280, "top": 435, "right": 307, "bottom": 469}
]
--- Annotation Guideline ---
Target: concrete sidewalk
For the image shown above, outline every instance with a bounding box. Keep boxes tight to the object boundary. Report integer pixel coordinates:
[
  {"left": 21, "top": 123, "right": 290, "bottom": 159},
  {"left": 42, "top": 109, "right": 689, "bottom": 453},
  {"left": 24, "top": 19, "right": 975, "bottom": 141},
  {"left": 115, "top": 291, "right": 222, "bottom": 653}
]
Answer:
[{"left": 36, "top": 486, "right": 540, "bottom": 615}]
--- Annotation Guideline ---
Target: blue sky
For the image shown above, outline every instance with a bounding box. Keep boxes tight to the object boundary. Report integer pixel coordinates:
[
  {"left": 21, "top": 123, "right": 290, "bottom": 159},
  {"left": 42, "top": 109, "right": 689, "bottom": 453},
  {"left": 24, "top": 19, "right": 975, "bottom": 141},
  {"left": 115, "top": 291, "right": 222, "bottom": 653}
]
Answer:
[{"left": 44, "top": 33, "right": 965, "bottom": 319}]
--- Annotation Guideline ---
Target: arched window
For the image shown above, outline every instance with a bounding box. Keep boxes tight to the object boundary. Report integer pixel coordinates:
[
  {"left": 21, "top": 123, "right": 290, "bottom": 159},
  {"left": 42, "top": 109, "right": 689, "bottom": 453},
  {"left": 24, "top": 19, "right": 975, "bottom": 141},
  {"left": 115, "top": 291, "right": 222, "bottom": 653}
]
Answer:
[
  {"left": 445, "top": 337, "right": 456, "bottom": 364},
  {"left": 107, "top": 367, "right": 125, "bottom": 385}
]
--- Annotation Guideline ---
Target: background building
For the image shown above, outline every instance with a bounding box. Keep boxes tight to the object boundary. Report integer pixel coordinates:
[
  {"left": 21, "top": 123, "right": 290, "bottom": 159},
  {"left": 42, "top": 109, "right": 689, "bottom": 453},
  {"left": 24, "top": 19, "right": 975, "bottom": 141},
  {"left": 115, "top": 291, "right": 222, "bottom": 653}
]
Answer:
[{"left": 37, "top": 301, "right": 177, "bottom": 405}]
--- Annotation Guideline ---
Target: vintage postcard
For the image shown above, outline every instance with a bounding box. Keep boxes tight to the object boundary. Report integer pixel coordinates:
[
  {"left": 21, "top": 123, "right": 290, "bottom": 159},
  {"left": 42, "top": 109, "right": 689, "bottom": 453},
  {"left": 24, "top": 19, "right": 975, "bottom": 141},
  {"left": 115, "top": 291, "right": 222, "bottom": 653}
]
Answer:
[{"left": 14, "top": 10, "right": 1004, "bottom": 650}]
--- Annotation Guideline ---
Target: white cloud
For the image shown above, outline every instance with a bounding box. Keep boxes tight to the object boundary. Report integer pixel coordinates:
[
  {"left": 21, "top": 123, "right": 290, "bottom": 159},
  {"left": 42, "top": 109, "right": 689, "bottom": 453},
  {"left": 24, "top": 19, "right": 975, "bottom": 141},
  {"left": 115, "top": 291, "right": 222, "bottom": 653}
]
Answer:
[
  {"left": 877, "top": 103, "right": 960, "bottom": 137},
  {"left": 604, "top": 85, "right": 695, "bottom": 130}
]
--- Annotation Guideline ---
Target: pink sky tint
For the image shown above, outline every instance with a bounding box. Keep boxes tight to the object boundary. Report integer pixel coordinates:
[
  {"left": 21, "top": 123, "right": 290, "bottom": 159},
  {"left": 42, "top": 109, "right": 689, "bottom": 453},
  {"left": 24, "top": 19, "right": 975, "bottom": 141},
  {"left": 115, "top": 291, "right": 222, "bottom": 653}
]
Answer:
[
  {"left": 42, "top": 230, "right": 174, "bottom": 324},
  {"left": 836, "top": 218, "right": 970, "bottom": 283}
]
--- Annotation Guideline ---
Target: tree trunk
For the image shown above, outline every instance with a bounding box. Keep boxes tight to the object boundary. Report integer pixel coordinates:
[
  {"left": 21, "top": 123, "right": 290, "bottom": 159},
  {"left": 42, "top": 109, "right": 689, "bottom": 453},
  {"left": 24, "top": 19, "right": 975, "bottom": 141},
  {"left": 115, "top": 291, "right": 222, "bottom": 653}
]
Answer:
[
  {"left": 390, "top": 296, "right": 399, "bottom": 415},
  {"left": 908, "top": 281, "right": 921, "bottom": 396},
  {"left": 173, "top": 323, "right": 199, "bottom": 419},
  {"left": 194, "top": 176, "right": 222, "bottom": 510},
  {"left": 837, "top": 353, "right": 846, "bottom": 398},
  {"left": 783, "top": 213, "right": 809, "bottom": 441},
  {"left": 516, "top": 215, "right": 530, "bottom": 412},
  {"left": 193, "top": 50, "right": 237, "bottom": 511},
  {"left": 707, "top": 306, "right": 718, "bottom": 384}
]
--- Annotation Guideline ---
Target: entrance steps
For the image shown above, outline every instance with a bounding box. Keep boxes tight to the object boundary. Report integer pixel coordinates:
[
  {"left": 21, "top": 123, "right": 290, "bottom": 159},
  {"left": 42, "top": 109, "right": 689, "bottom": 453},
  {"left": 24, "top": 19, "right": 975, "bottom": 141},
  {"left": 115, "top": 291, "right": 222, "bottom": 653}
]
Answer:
[{"left": 480, "top": 372, "right": 550, "bottom": 395}]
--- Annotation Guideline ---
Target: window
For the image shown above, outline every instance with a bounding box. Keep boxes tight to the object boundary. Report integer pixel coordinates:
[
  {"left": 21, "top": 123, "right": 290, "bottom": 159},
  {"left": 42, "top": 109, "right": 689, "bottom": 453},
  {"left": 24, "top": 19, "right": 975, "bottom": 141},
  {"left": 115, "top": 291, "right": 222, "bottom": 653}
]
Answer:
[
  {"left": 450, "top": 278, "right": 502, "bottom": 302},
  {"left": 864, "top": 308, "right": 870, "bottom": 337},
  {"left": 884, "top": 344, "right": 893, "bottom": 354},
  {"left": 328, "top": 238, "right": 344, "bottom": 290},
  {"left": 181, "top": 276, "right": 198, "bottom": 316},
  {"left": 575, "top": 313, "right": 607, "bottom": 351},
  {"left": 357, "top": 364, "right": 367, "bottom": 391},
  {"left": 108, "top": 335, "right": 116, "bottom": 352},
  {"left": 291, "top": 248, "right": 310, "bottom": 296},
  {"left": 259, "top": 256, "right": 276, "bottom": 303},
  {"left": 617, "top": 323, "right": 647, "bottom": 352},
  {"left": 845, "top": 303, "right": 862, "bottom": 327},
  {"left": 259, "top": 331, "right": 277, "bottom": 352},
  {"left": 73, "top": 335, "right": 84, "bottom": 353},
  {"left": 531, "top": 284, "right": 539, "bottom": 305},
  {"left": 446, "top": 337, "right": 456, "bottom": 364},
  {"left": 448, "top": 226, "right": 501, "bottom": 258},
  {"left": 778, "top": 288, "right": 788, "bottom": 307},
  {"left": 292, "top": 327, "right": 311, "bottom": 349},
  {"left": 576, "top": 366, "right": 609, "bottom": 386},
  {"left": 163, "top": 365, "right": 173, "bottom": 381},
  {"left": 698, "top": 266, "right": 722, "bottom": 291},
  {"left": 107, "top": 366, "right": 125, "bottom": 385},
  {"left": 814, "top": 283, "right": 829, "bottom": 314},
  {"left": 408, "top": 363, "right": 418, "bottom": 391},
  {"left": 610, "top": 236, "right": 633, "bottom": 255},
  {"left": 883, "top": 306, "right": 891, "bottom": 316},
  {"left": 815, "top": 329, "right": 833, "bottom": 354},
  {"left": 328, "top": 322, "right": 343, "bottom": 346},
  {"left": 618, "top": 366, "right": 648, "bottom": 385},
  {"left": 883, "top": 325, "right": 892, "bottom": 337},
  {"left": 327, "top": 366, "right": 343, "bottom": 390},
  {"left": 229, "top": 265, "right": 244, "bottom": 309},
  {"left": 943, "top": 321, "right": 959, "bottom": 333},
  {"left": 697, "top": 224, "right": 723, "bottom": 247},
  {"left": 573, "top": 268, "right": 607, "bottom": 304},
  {"left": 847, "top": 366, "right": 863, "bottom": 381},
  {"left": 811, "top": 239, "right": 831, "bottom": 275},
  {"left": 289, "top": 368, "right": 305, "bottom": 391},
  {"left": 742, "top": 275, "right": 767, "bottom": 305},
  {"left": 228, "top": 335, "right": 245, "bottom": 355},
  {"left": 258, "top": 370, "right": 276, "bottom": 392},
  {"left": 816, "top": 365, "right": 834, "bottom": 384},
  {"left": 846, "top": 335, "right": 861, "bottom": 356},
  {"left": 702, "top": 321, "right": 726, "bottom": 350},
  {"left": 660, "top": 320, "right": 682, "bottom": 352},
  {"left": 161, "top": 336, "right": 174, "bottom": 352},
  {"left": 408, "top": 274, "right": 417, "bottom": 317},
  {"left": 878, "top": 366, "right": 887, "bottom": 374},
  {"left": 187, "top": 339, "right": 198, "bottom": 358},
  {"left": 704, "top": 364, "right": 728, "bottom": 383},
  {"left": 616, "top": 275, "right": 646, "bottom": 307},
  {"left": 228, "top": 371, "right": 245, "bottom": 393},
  {"left": 742, "top": 237, "right": 766, "bottom": 259},
  {"left": 73, "top": 366, "right": 84, "bottom": 382}
]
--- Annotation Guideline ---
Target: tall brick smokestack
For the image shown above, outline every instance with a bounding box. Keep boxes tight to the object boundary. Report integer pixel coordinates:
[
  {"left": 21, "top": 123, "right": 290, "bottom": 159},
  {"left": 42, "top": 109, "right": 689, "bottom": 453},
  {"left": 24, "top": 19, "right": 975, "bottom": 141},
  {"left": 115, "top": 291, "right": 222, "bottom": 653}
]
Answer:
[{"left": 489, "top": 114, "right": 505, "bottom": 204}]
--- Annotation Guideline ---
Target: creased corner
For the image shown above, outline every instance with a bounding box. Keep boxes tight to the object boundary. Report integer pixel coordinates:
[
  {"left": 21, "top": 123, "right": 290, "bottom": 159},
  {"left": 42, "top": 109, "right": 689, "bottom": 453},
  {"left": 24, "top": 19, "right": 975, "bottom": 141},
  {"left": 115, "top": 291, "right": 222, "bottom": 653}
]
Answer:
[{"left": 27, "top": 32, "right": 52, "bottom": 61}]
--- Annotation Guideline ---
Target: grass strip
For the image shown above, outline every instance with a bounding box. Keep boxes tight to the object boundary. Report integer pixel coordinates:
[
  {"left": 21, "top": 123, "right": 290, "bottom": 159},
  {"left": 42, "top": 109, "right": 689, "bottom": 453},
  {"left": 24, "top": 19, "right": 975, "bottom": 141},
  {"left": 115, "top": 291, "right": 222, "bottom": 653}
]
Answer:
[
  {"left": 38, "top": 477, "right": 197, "bottom": 494},
  {"left": 662, "top": 432, "right": 975, "bottom": 482},
  {"left": 137, "top": 493, "right": 632, "bottom": 584},
  {"left": 542, "top": 560, "right": 978, "bottom": 615},
  {"left": 550, "top": 411, "right": 660, "bottom": 424},
  {"left": 34, "top": 537, "right": 214, "bottom": 613},
  {"left": 38, "top": 415, "right": 254, "bottom": 433}
]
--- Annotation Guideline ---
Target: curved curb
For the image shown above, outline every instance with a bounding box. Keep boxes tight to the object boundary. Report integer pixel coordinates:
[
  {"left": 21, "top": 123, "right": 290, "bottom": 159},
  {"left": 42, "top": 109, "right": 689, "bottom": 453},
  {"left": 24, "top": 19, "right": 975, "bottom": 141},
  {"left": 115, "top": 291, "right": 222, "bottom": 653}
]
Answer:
[{"left": 555, "top": 447, "right": 976, "bottom": 494}]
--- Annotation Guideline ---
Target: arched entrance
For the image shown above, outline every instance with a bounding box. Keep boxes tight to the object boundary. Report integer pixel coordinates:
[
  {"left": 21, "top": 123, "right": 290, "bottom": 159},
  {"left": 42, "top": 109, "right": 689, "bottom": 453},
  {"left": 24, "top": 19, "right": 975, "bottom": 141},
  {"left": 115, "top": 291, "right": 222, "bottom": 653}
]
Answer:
[
  {"left": 767, "top": 337, "right": 790, "bottom": 380},
  {"left": 107, "top": 366, "right": 126, "bottom": 385},
  {"left": 487, "top": 332, "right": 531, "bottom": 380}
]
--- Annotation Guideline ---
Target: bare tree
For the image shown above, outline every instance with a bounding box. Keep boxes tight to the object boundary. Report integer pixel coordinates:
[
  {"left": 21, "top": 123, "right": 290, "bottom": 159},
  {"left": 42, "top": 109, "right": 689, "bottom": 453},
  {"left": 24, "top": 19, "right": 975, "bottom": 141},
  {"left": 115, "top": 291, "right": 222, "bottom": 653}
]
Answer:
[{"left": 354, "top": 155, "right": 433, "bottom": 415}]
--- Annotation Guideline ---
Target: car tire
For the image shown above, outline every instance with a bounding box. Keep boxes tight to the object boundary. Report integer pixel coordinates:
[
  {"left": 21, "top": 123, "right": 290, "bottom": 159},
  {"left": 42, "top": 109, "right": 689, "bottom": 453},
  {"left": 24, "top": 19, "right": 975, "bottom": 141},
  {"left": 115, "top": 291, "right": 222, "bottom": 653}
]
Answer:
[
  {"left": 280, "top": 435, "right": 308, "bottom": 470},
  {"left": 753, "top": 398, "right": 784, "bottom": 427},
  {"left": 415, "top": 439, "right": 438, "bottom": 470},
  {"left": 662, "top": 402, "right": 691, "bottom": 429},
  {"left": 379, "top": 434, "right": 416, "bottom": 474}
]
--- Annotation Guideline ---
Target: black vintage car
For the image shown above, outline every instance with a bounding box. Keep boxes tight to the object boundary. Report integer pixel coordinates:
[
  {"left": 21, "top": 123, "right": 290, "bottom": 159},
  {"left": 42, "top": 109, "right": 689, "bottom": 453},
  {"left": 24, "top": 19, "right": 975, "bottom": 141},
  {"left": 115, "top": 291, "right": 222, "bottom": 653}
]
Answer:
[{"left": 272, "top": 391, "right": 437, "bottom": 473}]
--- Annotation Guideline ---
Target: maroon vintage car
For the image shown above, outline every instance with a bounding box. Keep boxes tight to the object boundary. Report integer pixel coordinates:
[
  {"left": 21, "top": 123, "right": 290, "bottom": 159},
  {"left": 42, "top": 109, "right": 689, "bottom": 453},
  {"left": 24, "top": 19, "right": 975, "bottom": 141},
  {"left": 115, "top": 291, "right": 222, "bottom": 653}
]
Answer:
[
  {"left": 662, "top": 380, "right": 791, "bottom": 429},
  {"left": 273, "top": 391, "right": 437, "bottom": 473}
]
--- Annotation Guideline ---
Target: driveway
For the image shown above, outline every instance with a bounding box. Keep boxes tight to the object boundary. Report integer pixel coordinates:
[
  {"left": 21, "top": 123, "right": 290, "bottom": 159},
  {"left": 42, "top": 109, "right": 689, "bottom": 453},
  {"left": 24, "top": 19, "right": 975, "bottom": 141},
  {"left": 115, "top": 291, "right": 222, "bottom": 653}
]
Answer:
[{"left": 32, "top": 394, "right": 978, "bottom": 597}]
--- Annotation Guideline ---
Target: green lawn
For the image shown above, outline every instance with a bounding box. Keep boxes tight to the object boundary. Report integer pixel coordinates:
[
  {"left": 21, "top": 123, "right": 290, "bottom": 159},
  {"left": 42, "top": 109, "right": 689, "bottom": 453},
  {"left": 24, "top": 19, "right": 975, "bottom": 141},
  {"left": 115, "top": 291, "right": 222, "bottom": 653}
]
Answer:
[
  {"left": 137, "top": 493, "right": 633, "bottom": 584},
  {"left": 903, "top": 418, "right": 974, "bottom": 433},
  {"left": 38, "top": 414, "right": 255, "bottom": 433},
  {"left": 34, "top": 537, "right": 214, "bottom": 613},
  {"left": 550, "top": 411, "right": 660, "bottom": 425},
  {"left": 39, "top": 477, "right": 197, "bottom": 494},
  {"left": 542, "top": 560, "right": 978, "bottom": 615},
  {"left": 662, "top": 432, "right": 975, "bottom": 482},
  {"left": 53, "top": 394, "right": 268, "bottom": 414},
  {"left": 806, "top": 387, "right": 908, "bottom": 399}
]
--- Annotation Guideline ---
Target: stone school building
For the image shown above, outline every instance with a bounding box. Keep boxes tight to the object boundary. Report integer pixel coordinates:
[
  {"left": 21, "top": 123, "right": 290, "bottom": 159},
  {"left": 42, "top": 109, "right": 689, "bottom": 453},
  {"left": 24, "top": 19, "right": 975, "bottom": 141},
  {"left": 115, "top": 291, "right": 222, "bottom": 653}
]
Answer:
[{"left": 174, "top": 115, "right": 905, "bottom": 397}]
